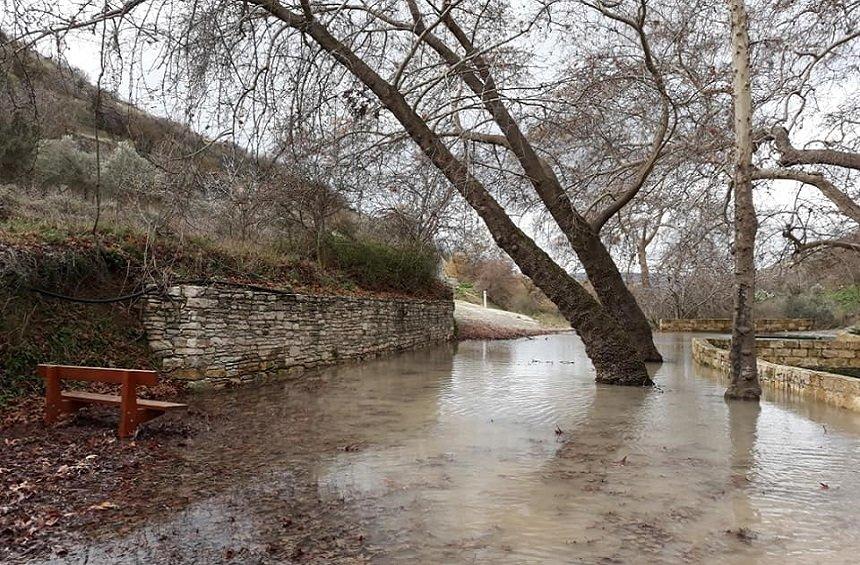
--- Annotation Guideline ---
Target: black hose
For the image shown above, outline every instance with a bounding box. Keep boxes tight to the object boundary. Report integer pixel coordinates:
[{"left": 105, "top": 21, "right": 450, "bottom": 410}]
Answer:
[
  {"left": 26, "top": 285, "right": 154, "bottom": 303},
  {"left": 26, "top": 278, "right": 296, "bottom": 304}
]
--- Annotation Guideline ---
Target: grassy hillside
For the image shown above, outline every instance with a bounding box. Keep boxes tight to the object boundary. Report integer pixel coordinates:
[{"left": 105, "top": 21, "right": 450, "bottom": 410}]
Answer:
[{"left": 0, "top": 29, "right": 241, "bottom": 178}]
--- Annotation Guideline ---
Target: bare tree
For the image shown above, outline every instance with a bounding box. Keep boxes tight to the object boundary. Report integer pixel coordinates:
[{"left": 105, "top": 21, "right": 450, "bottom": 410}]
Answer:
[
  {"left": 6, "top": 0, "right": 660, "bottom": 384},
  {"left": 367, "top": 157, "right": 457, "bottom": 248},
  {"left": 726, "top": 0, "right": 761, "bottom": 400},
  {"left": 748, "top": 1, "right": 860, "bottom": 258}
]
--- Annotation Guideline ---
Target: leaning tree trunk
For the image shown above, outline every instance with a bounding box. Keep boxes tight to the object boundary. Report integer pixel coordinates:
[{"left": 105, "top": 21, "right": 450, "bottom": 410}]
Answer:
[
  {"left": 412, "top": 12, "right": 663, "bottom": 365},
  {"left": 726, "top": 0, "right": 761, "bottom": 400},
  {"left": 282, "top": 12, "right": 653, "bottom": 386},
  {"left": 576, "top": 234, "right": 663, "bottom": 362},
  {"left": 474, "top": 100, "right": 663, "bottom": 364},
  {"left": 491, "top": 115, "right": 664, "bottom": 366}
]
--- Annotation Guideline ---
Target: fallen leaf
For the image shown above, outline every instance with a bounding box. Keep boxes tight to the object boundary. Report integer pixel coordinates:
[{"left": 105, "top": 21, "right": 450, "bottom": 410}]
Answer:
[
  {"left": 43, "top": 515, "right": 60, "bottom": 527},
  {"left": 89, "top": 501, "right": 119, "bottom": 511}
]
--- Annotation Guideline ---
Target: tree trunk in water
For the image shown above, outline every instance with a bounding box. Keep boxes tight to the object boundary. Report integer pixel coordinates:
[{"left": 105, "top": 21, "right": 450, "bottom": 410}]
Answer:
[
  {"left": 291, "top": 15, "right": 653, "bottom": 386},
  {"left": 413, "top": 20, "right": 663, "bottom": 365},
  {"left": 577, "top": 234, "right": 663, "bottom": 362},
  {"left": 726, "top": 0, "right": 761, "bottom": 400}
]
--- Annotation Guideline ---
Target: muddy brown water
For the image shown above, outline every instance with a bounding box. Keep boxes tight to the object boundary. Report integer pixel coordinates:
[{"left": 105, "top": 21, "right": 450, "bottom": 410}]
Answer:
[{"left": 31, "top": 333, "right": 860, "bottom": 564}]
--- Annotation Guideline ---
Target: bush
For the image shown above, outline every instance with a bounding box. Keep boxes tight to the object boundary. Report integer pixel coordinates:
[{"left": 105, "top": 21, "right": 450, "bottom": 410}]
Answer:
[
  {"left": 322, "top": 235, "right": 439, "bottom": 293},
  {"left": 34, "top": 135, "right": 96, "bottom": 191},
  {"left": 101, "top": 140, "right": 161, "bottom": 197},
  {"left": 829, "top": 285, "right": 860, "bottom": 311},
  {"left": 783, "top": 293, "right": 837, "bottom": 328},
  {"left": 0, "top": 111, "right": 40, "bottom": 180}
]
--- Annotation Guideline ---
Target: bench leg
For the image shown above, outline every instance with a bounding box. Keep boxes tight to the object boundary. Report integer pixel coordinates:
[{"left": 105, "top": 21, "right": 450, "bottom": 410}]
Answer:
[
  {"left": 118, "top": 372, "right": 138, "bottom": 439},
  {"left": 43, "top": 367, "right": 62, "bottom": 424}
]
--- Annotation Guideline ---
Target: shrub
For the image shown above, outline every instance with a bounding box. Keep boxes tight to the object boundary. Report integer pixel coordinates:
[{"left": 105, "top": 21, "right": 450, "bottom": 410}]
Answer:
[
  {"left": 829, "top": 285, "right": 860, "bottom": 312},
  {"left": 101, "top": 140, "right": 161, "bottom": 197},
  {"left": 34, "top": 135, "right": 96, "bottom": 191},
  {"left": 0, "top": 111, "right": 40, "bottom": 180},
  {"left": 783, "top": 293, "right": 837, "bottom": 328},
  {"left": 322, "top": 234, "right": 439, "bottom": 293}
]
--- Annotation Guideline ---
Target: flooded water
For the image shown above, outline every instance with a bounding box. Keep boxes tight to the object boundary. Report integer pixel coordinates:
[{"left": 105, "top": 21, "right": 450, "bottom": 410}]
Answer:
[{"left": 37, "top": 333, "right": 860, "bottom": 563}]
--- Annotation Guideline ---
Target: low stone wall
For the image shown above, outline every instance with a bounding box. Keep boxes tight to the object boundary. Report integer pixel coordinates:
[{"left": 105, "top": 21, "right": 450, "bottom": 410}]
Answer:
[
  {"left": 707, "top": 337, "right": 860, "bottom": 371},
  {"left": 692, "top": 338, "right": 860, "bottom": 412},
  {"left": 143, "top": 285, "right": 454, "bottom": 387},
  {"left": 658, "top": 318, "right": 813, "bottom": 333}
]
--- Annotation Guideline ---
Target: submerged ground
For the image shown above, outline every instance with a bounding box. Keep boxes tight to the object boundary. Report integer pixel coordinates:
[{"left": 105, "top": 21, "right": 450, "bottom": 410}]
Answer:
[{"left": 5, "top": 333, "right": 860, "bottom": 564}]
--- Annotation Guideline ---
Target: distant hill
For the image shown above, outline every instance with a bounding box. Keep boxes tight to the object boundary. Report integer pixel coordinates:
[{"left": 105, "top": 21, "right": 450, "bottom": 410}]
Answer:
[{"left": 0, "top": 29, "right": 254, "bottom": 180}]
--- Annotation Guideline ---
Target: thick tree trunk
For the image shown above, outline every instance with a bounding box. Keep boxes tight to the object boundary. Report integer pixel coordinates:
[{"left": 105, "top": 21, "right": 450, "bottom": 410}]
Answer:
[
  {"left": 416, "top": 14, "right": 662, "bottom": 364},
  {"left": 279, "top": 12, "right": 653, "bottom": 386},
  {"left": 576, "top": 233, "right": 663, "bottom": 362},
  {"left": 726, "top": 0, "right": 761, "bottom": 400},
  {"left": 487, "top": 113, "right": 664, "bottom": 366}
]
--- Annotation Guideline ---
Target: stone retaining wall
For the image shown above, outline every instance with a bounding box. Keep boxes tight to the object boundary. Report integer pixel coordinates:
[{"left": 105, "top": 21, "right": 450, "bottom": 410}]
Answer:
[
  {"left": 692, "top": 338, "right": 860, "bottom": 412},
  {"left": 707, "top": 337, "right": 860, "bottom": 371},
  {"left": 658, "top": 318, "right": 813, "bottom": 333},
  {"left": 143, "top": 285, "right": 454, "bottom": 387}
]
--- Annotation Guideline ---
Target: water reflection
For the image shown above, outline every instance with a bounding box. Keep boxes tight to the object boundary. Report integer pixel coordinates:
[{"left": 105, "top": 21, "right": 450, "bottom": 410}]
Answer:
[{"left": 724, "top": 399, "right": 764, "bottom": 561}]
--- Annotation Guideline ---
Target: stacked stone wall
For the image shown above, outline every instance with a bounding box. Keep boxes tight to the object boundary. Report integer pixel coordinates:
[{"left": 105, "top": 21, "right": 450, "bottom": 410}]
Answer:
[
  {"left": 692, "top": 338, "right": 860, "bottom": 412},
  {"left": 706, "top": 337, "right": 860, "bottom": 371},
  {"left": 143, "top": 285, "right": 454, "bottom": 386},
  {"left": 658, "top": 318, "right": 813, "bottom": 333}
]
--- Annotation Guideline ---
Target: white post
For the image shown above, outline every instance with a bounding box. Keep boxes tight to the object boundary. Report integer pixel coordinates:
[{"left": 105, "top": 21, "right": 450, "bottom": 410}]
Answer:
[{"left": 483, "top": 290, "right": 487, "bottom": 308}]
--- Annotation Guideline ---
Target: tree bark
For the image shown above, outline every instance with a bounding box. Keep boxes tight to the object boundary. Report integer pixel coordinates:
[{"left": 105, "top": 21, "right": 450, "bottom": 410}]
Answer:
[
  {"left": 726, "top": 0, "right": 761, "bottom": 400},
  {"left": 576, "top": 234, "right": 663, "bottom": 362},
  {"left": 259, "top": 6, "right": 653, "bottom": 386}
]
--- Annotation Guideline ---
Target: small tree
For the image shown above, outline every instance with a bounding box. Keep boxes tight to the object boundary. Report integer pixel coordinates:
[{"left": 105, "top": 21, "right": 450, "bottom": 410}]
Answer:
[
  {"left": 33, "top": 135, "right": 96, "bottom": 194},
  {"left": 0, "top": 110, "right": 39, "bottom": 180},
  {"left": 101, "top": 141, "right": 161, "bottom": 198}
]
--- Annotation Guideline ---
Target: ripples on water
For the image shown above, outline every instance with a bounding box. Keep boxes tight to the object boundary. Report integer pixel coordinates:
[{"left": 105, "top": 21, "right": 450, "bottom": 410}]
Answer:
[{"left": 40, "top": 333, "right": 860, "bottom": 563}]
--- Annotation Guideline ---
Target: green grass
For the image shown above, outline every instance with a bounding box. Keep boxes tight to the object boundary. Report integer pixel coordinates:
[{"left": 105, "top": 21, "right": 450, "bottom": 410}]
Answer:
[
  {"left": 454, "top": 281, "right": 482, "bottom": 304},
  {"left": 827, "top": 285, "right": 860, "bottom": 311},
  {"left": 322, "top": 234, "right": 441, "bottom": 295}
]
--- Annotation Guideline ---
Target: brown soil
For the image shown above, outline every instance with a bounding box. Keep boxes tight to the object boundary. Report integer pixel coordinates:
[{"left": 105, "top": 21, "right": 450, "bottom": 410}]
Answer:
[{"left": 0, "top": 376, "right": 372, "bottom": 563}]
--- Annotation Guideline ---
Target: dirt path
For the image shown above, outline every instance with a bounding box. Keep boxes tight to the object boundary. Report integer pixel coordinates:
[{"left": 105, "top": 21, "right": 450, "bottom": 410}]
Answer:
[{"left": 454, "top": 300, "right": 563, "bottom": 340}]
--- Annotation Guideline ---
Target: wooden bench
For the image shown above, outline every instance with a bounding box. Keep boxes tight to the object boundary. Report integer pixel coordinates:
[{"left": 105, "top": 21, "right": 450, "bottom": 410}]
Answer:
[{"left": 38, "top": 364, "right": 187, "bottom": 438}]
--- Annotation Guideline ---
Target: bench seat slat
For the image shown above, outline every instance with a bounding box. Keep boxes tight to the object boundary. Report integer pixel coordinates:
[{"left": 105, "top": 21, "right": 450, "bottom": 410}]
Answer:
[{"left": 61, "top": 391, "right": 187, "bottom": 410}]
